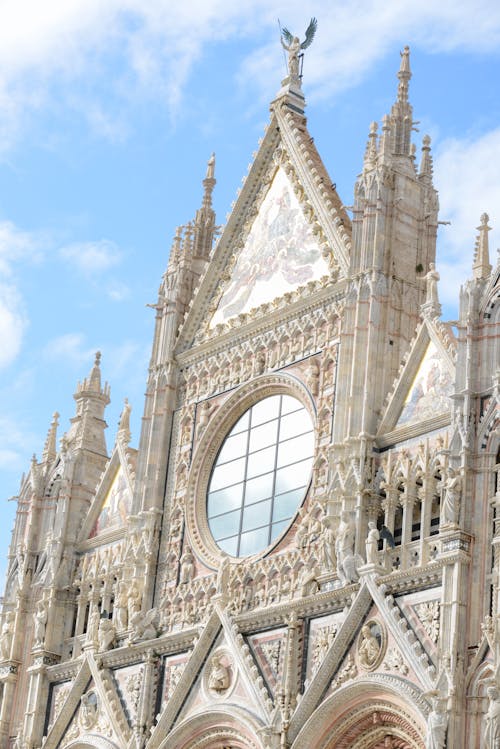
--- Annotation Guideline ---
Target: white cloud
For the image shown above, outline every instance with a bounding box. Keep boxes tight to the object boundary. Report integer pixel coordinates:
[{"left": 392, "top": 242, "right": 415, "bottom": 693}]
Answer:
[
  {"left": 60, "top": 239, "right": 122, "bottom": 277},
  {"left": 43, "top": 332, "right": 95, "bottom": 366},
  {"left": 434, "top": 126, "right": 500, "bottom": 309},
  {"left": 0, "top": 221, "right": 44, "bottom": 369},
  {"left": 1, "top": 1, "right": 500, "bottom": 149}
]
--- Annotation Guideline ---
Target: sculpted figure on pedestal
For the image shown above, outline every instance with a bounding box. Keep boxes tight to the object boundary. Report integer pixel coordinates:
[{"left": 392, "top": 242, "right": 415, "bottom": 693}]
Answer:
[
  {"left": 335, "top": 511, "right": 360, "bottom": 584},
  {"left": 484, "top": 686, "right": 500, "bottom": 749},
  {"left": 280, "top": 18, "right": 317, "bottom": 80},
  {"left": 98, "top": 618, "right": 115, "bottom": 651},
  {"left": 425, "top": 698, "right": 447, "bottom": 749},
  {"left": 365, "top": 522, "right": 380, "bottom": 565},
  {"left": 34, "top": 597, "right": 48, "bottom": 647},
  {"left": 114, "top": 581, "right": 128, "bottom": 630},
  {"left": 0, "top": 611, "right": 15, "bottom": 660},
  {"left": 442, "top": 467, "right": 462, "bottom": 526},
  {"left": 208, "top": 654, "right": 230, "bottom": 692}
]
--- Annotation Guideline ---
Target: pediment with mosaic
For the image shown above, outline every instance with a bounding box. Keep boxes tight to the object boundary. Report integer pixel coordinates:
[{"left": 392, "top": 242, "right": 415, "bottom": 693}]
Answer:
[{"left": 207, "top": 156, "right": 337, "bottom": 334}]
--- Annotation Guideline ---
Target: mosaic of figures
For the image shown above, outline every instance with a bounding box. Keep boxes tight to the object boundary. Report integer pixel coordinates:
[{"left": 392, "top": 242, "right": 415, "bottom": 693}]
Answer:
[
  {"left": 398, "top": 341, "right": 453, "bottom": 427},
  {"left": 90, "top": 467, "right": 131, "bottom": 538},
  {"left": 210, "top": 167, "right": 330, "bottom": 327}
]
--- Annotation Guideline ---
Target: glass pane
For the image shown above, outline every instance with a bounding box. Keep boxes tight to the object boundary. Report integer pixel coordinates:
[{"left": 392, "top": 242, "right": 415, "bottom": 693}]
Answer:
[
  {"left": 242, "top": 500, "right": 271, "bottom": 532},
  {"left": 281, "top": 395, "right": 303, "bottom": 415},
  {"left": 218, "top": 536, "right": 238, "bottom": 556},
  {"left": 209, "top": 511, "right": 241, "bottom": 539},
  {"left": 239, "top": 526, "right": 270, "bottom": 556},
  {"left": 277, "top": 432, "right": 315, "bottom": 468},
  {"left": 251, "top": 395, "right": 281, "bottom": 426},
  {"left": 247, "top": 445, "right": 276, "bottom": 478},
  {"left": 207, "top": 484, "right": 244, "bottom": 517},
  {"left": 230, "top": 411, "right": 249, "bottom": 435},
  {"left": 209, "top": 457, "right": 246, "bottom": 492},
  {"left": 270, "top": 519, "right": 289, "bottom": 541},
  {"left": 248, "top": 419, "right": 278, "bottom": 452},
  {"left": 244, "top": 472, "right": 274, "bottom": 504},
  {"left": 279, "top": 409, "right": 312, "bottom": 441},
  {"left": 217, "top": 431, "right": 248, "bottom": 464},
  {"left": 274, "top": 458, "right": 313, "bottom": 495},
  {"left": 273, "top": 489, "right": 305, "bottom": 522}
]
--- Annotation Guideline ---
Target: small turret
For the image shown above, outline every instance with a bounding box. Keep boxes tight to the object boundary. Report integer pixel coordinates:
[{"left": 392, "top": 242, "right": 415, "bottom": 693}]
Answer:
[
  {"left": 66, "top": 352, "right": 110, "bottom": 455},
  {"left": 390, "top": 45, "right": 413, "bottom": 158},
  {"left": 117, "top": 398, "right": 132, "bottom": 446},
  {"left": 419, "top": 135, "right": 434, "bottom": 183},
  {"left": 472, "top": 213, "right": 492, "bottom": 281},
  {"left": 192, "top": 154, "right": 218, "bottom": 263}
]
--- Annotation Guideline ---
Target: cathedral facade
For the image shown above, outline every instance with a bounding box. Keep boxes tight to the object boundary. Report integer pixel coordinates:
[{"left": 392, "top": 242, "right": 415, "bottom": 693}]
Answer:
[{"left": 1, "top": 44, "right": 500, "bottom": 749}]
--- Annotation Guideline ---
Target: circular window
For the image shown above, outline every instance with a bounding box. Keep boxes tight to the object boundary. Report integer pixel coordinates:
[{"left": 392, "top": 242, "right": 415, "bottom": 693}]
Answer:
[{"left": 206, "top": 394, "right": 314, "bottom": 557}]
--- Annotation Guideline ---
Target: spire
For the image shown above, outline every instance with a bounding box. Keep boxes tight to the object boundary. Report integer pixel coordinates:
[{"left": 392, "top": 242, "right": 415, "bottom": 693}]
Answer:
[
  {"left": 67, "top": 352, "right": 110, "bottom": 454},
  {"left": 42, "top": 412, "right": 59, "bottom": 464},
  {"left": 363, "top": 122, "right": 378, "bottom": 172},
  {"left": 193, "top": 154, "right": 218, "bottom": 261},
  {"left": 419, "top": 135, "right": 434, "bottom": 183},
  {"left": 472, "top": 212, "right": 492, "bottom": 280},
  {"left": 388, "top": 45, "right": 413, "bottom": 157}
]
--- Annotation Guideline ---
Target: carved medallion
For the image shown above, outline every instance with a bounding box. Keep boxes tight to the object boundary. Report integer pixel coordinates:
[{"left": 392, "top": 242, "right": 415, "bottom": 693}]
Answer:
[{"left": 356, "top": 619, "right": 386, "bottom": 672}]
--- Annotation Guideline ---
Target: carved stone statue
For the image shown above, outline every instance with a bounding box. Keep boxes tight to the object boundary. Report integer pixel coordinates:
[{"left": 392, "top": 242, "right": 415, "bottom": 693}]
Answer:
[
  {"left": 280, "top": 18, "right": 317, "bottom": 81},
  {"left": 114, "top": 582, "right": 128, "bottom": 631},
  {"left": 335, "top": 511, "right": 360, "bottom": 584},
  {"left": 79, "top": 691, "right": 98, "bottom": 730},
  {"left": 127, "top": 579, "right": 142, "bottom": 623},
  {"left": 484, "top": 686, "right": 500, "bottom": 749},
  {"left": 425, "top": 698, "right": 447, "bottom": 749},
  {"left": 0, "top": 611, "right": 15, "bottom": 660},
  {"left": 34, "top": 598, "right": 48, "bottom": 647},
  {"left": 208, "top": 654, "right": 230, "bottom": 692},
  {"left": 425, "top": 262, "right": 440, "bottom": 307},
  {"left": 365, "top": 522, "right": 380, "bottom": 565},
  {"left": 98, "top": 618, "right": 115, "bottom": 651},
  {"left": 216, "top": 554, "right": 231, "bottom": 596},
  {"left": 179, "top": 547, "right": 195, "bottom": 584},
  {"left": 358, "top": 623, "right": 380, "bottom": 669},
  {"left": 321, "top": 517, "right": 336, "bottom": 570},
  {"left": 442, "top": 466, "right": 462, "bottom": 526},
  {"left": 130, "top": 608, "right": 158, "bottom": 643}
]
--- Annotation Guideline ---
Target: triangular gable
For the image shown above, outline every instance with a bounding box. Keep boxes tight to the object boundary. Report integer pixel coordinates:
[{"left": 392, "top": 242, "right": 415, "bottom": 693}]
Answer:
[
  {"left": 209, "top": 166, "right": 330, "bottom": 327},
  {"left": 175, "top": 99, "right": 351, "bottom": 353},
  {"left": 377, "top": 317, "right": 456, "bottom": 442},
  {"left": 78, "top": 444, "right": 134, "bottom": 544}
]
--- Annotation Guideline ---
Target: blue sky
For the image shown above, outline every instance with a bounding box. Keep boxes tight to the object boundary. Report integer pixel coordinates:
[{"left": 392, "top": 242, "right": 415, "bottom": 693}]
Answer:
[{"left": 1, "top": 1, "right": 500, "bottom": 584}]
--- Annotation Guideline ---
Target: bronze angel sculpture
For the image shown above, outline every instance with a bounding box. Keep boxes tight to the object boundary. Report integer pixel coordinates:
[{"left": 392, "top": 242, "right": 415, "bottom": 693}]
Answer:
[{"left": 281, "top": 18, "right": 317, "bottom": 79}]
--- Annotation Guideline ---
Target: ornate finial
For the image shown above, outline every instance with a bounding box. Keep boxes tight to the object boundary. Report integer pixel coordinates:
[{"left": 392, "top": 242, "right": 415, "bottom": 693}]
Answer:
[
  {"left": 473, "top": 212, "right": 492, "bottom": 280},
  {"left": 117, "top": 398, "right": 132, "bottom": 445},
  {"left": 280, "top": 18, "right": 317, "bottom": 84},
  {"left": 397, "top": 45, "right": 411, "bottom": 103},
  {"left": 363, "top": 122, "right": 378, "bottom": 171},
  {"left": 419, "top": 134, "right": 433, "bottom": 181}
]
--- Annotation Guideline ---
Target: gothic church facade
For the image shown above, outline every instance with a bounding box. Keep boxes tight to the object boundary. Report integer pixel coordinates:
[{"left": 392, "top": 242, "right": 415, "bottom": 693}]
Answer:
[{"left": 1, "top": 45, "right": 500, "bottom": 749}]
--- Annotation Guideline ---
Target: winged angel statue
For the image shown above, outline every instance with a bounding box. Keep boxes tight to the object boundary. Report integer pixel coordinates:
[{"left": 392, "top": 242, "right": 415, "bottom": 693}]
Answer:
[{"left": 281, "top": 18, "right": 317, "bottom": 80}]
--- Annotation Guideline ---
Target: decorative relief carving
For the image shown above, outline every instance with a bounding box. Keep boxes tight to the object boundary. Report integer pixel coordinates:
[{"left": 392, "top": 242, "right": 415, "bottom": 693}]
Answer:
[
  {"left": 414, "top": 600, "right": 440, "bottom": 643},
  {"left": 357, "top": 620, "right": 386, "bottom": 672},
  {"left": 311, "top": 624, "right": 337, "bottom": 675},
  {"left": 383, "top": 647, "right": 409, "bottom": 675}
]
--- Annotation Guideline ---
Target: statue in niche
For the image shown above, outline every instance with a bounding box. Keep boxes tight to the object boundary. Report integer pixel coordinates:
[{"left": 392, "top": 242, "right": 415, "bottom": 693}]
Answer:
[
  {"left": 425, "top": 262, "right": 440, "bottom": 307},
  {"left": 425, "top": 697, "right": 447, "bottom": 749},
  {"left": 79, "top": 691, "right": 98, "bottom": 731},
  {"left": 442, "top": 466, "right": 462, "bottom": 527},
  {"left": 335, "top": 511, "right": 360, "bottom": 584},
  {"left": 484, "top": 686, "right": 500, "bottom": 749},
  {"left": 87, "top": 606, "right": 100, "bottom": 643},
  {"left": 34, "top": 597, "right": 48, "bottom": 647},
  {"left": 358, "top": 622, "right": 382, "bottom": 670},
  {"left": 114, "top": 582, "right": 128, "bottom": 630},
  {"left": 179, "top": 547, "right": 195, "bottom": 584},
  {"left": 321, "top": 516, "right": 336, "bottom": 570},
  {"left": 365, "top": 521, "right": 380, "bottom": 565},
  {"left": 216, "top": 554, "right": 231, "bottom": 596},
  {"left": 0, "top": 611, "right": 15, "bottom": 660},
  {"left": 280, "top": 18, "right": 317, "bottom": 80},
  {"left": 127, "top": 579, "right": 142, "bottom": 623},
  {"left": 208, "top": 654, "right": 230, "bottom": 692}
]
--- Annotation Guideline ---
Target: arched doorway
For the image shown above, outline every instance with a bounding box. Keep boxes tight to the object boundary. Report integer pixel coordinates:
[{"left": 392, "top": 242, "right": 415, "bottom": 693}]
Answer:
[
  {"left": 64, "top": 736, "right": 120, "bottom": 749},
  {"left": 156, "top": 706, "right": 264, "bottom": 749},
  {"left": 291, "top": 680, "right": 427, "bottom": 749}
]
